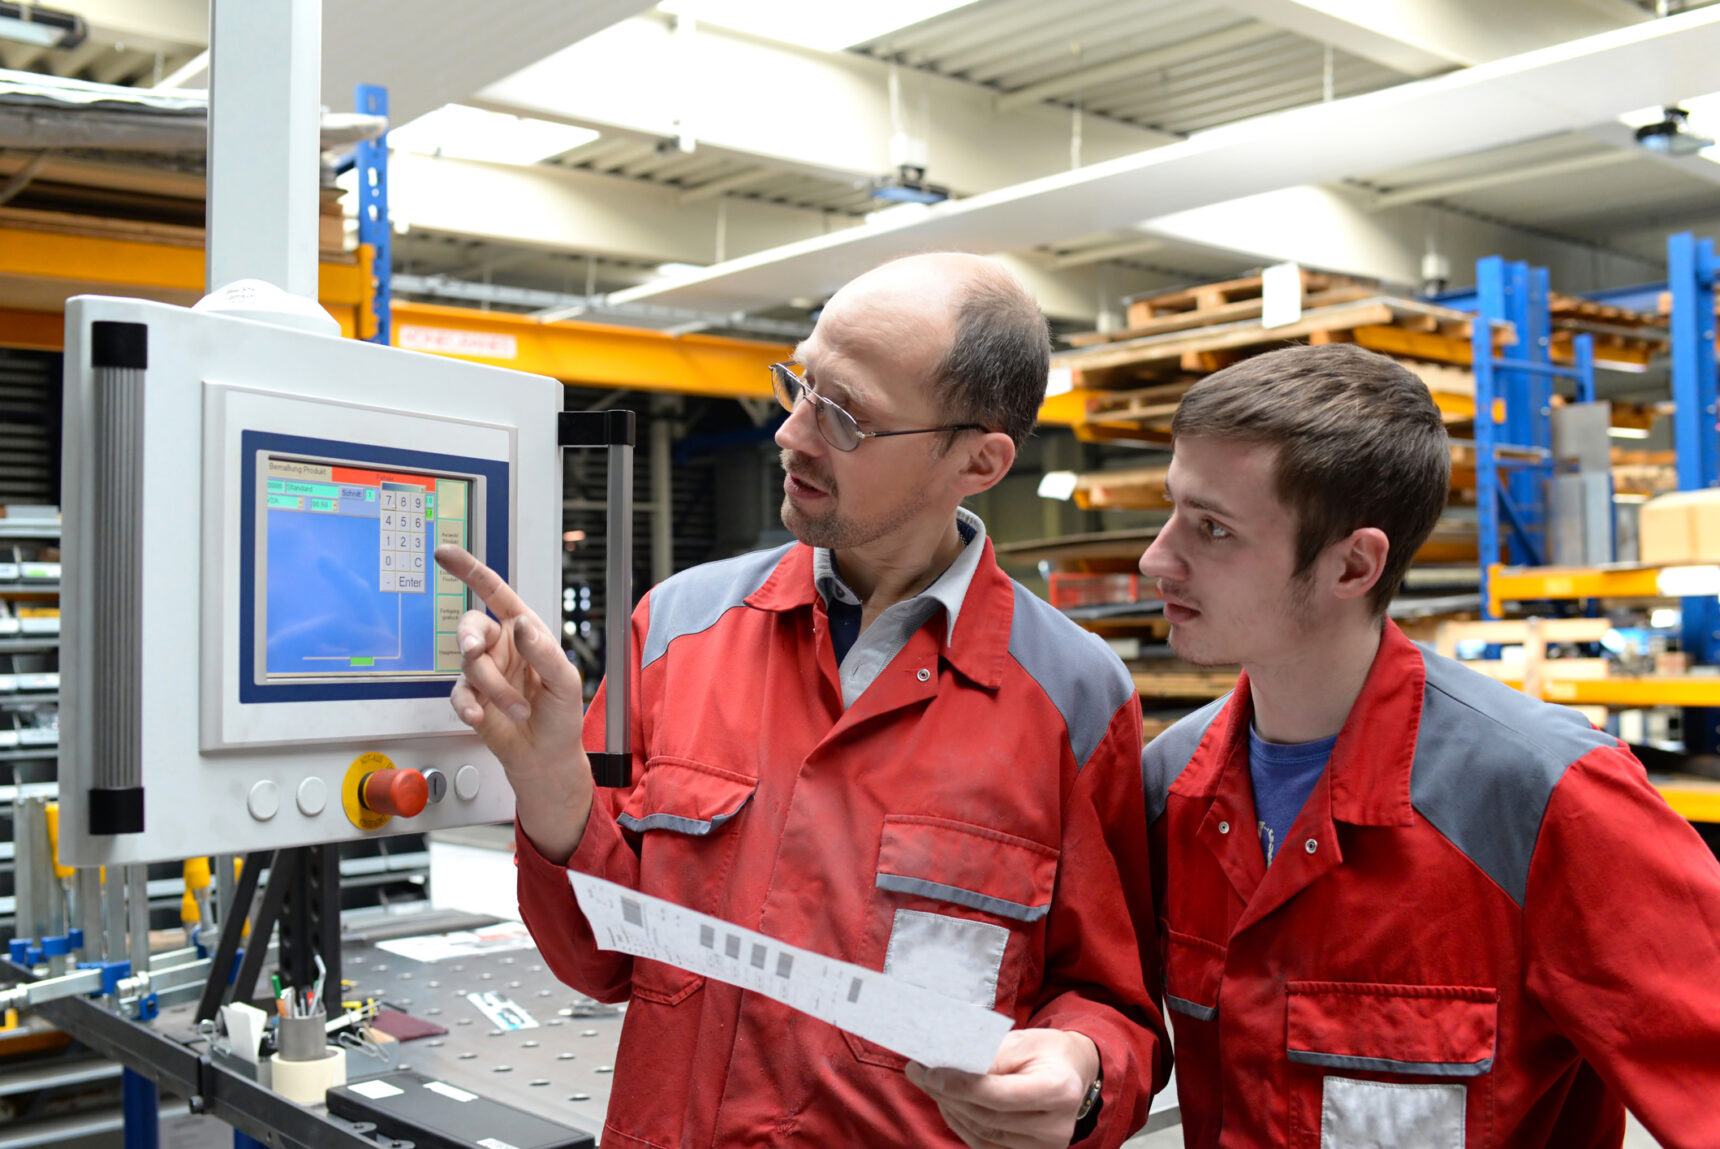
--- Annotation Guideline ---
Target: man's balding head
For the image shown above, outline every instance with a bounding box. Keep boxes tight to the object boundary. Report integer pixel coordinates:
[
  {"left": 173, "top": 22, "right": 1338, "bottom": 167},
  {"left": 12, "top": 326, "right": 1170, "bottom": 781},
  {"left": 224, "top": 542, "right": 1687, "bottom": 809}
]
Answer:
[{"left": 821, "top": 253, "right": 1050, "bottom": 449}]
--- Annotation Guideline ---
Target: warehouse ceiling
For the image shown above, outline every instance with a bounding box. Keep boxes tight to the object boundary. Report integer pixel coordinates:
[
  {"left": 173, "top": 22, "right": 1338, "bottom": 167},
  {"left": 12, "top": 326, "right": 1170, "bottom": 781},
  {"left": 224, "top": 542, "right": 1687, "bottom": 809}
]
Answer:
[{"left": 6, "top": 0, "right": 1720, "bottom": 331}]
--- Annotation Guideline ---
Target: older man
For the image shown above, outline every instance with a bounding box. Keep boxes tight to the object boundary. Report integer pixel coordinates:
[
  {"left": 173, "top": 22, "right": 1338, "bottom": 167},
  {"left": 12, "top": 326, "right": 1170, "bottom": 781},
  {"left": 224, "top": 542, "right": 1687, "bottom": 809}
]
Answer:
[{"left": 437, "top": 253, "right": 1167, "bottom": 1148}]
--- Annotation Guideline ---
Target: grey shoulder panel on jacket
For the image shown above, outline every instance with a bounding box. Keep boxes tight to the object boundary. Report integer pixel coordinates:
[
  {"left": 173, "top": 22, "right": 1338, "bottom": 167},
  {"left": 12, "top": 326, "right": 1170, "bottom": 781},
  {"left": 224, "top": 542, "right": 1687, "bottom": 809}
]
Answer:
[
  {"left": 1142, "top": 694, "right": 1230, "bottom": 827},
  {"left": 1006, "top": 581, "right": 1136, "bottom": 770},
  {"left": 1411, "top": 648, "right": 1618, "bottom": 906},
  {"left": 641, "top": 543, "right": 796, "bottom": 668}
]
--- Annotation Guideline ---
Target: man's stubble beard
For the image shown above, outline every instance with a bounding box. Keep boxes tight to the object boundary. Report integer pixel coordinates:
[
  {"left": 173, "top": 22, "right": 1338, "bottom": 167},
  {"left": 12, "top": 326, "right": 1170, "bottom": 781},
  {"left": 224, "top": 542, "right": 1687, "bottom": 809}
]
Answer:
[{"left": 779, "top": 451, "right": 926, "bottom": 551}]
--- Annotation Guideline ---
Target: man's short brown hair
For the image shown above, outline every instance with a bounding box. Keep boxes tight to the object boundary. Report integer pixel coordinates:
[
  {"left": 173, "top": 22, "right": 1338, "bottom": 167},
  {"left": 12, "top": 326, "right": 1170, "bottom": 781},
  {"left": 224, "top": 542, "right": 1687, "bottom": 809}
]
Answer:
[
  {"left": 1171, "top": 343, "right": 1450, "bottom": 614},
  {"left": 930, "top": 266, "right": 1051, "bottom": 450}
]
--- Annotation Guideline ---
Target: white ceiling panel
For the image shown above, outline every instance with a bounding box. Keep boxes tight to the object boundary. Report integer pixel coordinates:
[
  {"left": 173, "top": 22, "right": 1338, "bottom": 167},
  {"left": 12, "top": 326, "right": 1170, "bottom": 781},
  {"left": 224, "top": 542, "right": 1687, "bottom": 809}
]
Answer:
[{"left": 610, "top": 8, "right": 1720, "bottom": 311}]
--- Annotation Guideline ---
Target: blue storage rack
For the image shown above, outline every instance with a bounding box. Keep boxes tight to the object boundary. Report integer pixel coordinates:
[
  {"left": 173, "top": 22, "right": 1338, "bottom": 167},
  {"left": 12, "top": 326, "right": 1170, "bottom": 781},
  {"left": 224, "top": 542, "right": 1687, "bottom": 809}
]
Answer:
[{"left": 1466, "top": 257, "right": 1597, "bottom": 619}]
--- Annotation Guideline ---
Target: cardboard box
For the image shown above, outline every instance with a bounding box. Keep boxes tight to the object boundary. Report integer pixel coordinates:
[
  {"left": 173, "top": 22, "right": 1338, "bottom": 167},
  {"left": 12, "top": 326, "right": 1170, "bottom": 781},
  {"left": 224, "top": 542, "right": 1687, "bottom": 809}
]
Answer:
[{"left": 1640, "top": 489, "right": 1720, "bottom": 564}]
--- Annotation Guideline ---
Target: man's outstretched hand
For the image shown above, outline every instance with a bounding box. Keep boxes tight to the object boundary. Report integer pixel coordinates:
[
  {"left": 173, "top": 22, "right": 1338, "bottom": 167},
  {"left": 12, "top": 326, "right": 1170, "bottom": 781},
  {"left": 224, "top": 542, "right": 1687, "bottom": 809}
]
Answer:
[{"left": 435, "top": 544, "right": 593, "bottom": 862}]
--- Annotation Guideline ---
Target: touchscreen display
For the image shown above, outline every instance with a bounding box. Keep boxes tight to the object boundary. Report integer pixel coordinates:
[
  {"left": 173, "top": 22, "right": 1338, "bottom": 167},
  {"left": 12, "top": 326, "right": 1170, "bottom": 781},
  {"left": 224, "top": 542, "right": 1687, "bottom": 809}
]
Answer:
[{"left": 260, "top": 455, "right": 471, "bottom": 680}]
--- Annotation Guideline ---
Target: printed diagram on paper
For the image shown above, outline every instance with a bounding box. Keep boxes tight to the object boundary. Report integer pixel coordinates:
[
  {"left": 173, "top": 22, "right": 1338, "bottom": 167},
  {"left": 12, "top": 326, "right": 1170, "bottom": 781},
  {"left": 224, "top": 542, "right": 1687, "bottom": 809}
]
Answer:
[{"left": 570, "top": 872, "right": 1014, "bottom": 1074}]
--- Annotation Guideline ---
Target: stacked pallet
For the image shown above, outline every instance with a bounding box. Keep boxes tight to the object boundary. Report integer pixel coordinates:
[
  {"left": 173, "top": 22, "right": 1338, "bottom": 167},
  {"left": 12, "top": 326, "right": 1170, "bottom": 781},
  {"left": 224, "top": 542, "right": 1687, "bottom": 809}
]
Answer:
[{"left": 1057, "top": 269, "right": 1667, "bottom": 444}]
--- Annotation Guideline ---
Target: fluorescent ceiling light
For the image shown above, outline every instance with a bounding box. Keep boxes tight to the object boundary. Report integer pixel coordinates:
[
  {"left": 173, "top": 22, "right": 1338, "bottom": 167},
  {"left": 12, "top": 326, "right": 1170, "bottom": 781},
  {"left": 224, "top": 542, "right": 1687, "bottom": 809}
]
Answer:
[
  {"left": 657, "top": 0, "right": 984, "bottom": 52},
  {"left": 388, "top": 104, "right": 599, "bottom": 166},
  {"left": 655, "top": 262, "right": 706, "bottom": 277}
]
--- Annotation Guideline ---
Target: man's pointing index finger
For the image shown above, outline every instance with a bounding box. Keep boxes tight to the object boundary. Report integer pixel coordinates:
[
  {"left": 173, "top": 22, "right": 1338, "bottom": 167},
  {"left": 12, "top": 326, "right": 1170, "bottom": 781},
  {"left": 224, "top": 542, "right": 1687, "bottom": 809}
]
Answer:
[{"left": 434, "top": 544, "right": 529, "bottom": 621}]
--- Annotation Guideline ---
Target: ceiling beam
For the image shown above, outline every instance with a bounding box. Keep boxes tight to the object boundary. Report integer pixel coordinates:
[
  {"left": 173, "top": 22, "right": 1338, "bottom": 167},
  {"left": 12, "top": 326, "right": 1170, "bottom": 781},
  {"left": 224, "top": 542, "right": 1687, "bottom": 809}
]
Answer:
[
  {"left": 1223, "top": 0, "right": 1649, "bottom": 76},
  {"left": 476, "top": 15, "right": 1176, "bottom": 198},
  {"left": 1367, "top": 148, "right": 1639, "bottom": 210},
  {"left": 993, "top": 23, "right": 1278, "bottom": 112},
  {"left": 387, "top": 151, "right": 853, "bottom": 269},
  {"left": 321, "top": 1, "right": 659, "bottom": 122},
  {"left": 1041, "top": 235, "right": 1167, "bottom": 271},
  {"left": 604, "top": 9, "right": 1720, "bottom": 313}
]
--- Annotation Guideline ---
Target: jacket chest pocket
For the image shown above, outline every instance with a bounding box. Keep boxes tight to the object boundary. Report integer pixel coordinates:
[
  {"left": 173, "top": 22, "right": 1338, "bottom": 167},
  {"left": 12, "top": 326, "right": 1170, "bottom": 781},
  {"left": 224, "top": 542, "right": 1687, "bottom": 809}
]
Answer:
[
  {"left": 617, "top": 755, "right": 757, "bottom": 1004},
  {"left": 846, "top": 815, "right": 1058, "bottom": 1069},
  {"left": 1285, "top": 982, "right": 1498, "bottom": 1149},
  {"left": 1162, "top": 927, "right": 1225, "bottom": 1145}
]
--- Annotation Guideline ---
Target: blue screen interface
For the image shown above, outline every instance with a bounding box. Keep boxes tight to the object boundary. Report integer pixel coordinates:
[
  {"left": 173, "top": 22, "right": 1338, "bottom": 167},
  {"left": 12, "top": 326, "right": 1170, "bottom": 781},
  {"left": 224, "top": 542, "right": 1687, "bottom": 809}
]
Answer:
[{"left": 261, "top": 455, "right": 471, "bottom": 679}]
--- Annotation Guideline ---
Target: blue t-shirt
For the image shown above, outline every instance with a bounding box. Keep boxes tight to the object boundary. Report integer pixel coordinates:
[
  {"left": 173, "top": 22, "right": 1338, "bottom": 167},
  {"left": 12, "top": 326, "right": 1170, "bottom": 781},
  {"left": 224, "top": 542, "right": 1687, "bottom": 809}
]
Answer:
[{"left": 1248, "top": 726, "right": 1337, "bottom": 865}]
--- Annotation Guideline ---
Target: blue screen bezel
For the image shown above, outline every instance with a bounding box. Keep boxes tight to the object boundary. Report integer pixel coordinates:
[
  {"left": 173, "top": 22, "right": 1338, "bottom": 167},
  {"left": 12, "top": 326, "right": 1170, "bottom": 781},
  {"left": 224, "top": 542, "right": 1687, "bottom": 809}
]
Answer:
[{"left": 239, "top": 430, "right": 509, "bottom": 703}]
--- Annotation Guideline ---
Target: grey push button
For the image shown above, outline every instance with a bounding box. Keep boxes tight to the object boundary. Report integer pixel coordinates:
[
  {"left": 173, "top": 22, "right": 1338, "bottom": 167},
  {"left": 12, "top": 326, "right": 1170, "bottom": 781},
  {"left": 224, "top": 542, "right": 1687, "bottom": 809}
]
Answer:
[
  {"left": 422, "top": 768, "right": 449, "bottom": 804},
  {"left": 454, "top": 764, "right": 481, "bottom": 801}
]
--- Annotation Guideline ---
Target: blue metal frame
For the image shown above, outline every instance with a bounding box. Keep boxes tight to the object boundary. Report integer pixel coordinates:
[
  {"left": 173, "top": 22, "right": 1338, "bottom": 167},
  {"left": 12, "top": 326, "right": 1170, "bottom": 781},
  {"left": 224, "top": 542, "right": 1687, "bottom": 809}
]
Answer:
[
  {"left": 1669, "top": 232, "right": 1720, "bottom": 751},
  {"left": 122, "top": 1067, "right": 159, "bottom": 1149},
  {"left": 1470, "top": 256, "right": 1597, "bottom": 618},
  {"left": 238, "top": 430, "right": 508, "bottom": 703},
  {"left": 355, "top": 84, "right": 391, "bottom": 346}
]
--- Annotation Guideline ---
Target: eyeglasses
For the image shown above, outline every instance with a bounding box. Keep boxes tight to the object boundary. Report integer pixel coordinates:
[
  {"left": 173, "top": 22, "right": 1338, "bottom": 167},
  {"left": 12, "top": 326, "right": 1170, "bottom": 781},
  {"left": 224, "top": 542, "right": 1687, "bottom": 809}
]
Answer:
[{"left": 769, "top": 362, "right": 987, "bottom": 453}]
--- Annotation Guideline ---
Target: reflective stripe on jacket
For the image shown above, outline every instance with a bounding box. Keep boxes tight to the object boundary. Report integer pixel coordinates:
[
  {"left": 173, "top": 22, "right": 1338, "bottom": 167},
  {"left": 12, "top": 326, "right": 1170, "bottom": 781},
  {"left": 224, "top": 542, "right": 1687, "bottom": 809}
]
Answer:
[
  {"left": 1146, "top": 621, "right": 1720, "bottom": 1149},
  {"left": 519, "top": 538, "right": 1169, "bottom": 1147}
]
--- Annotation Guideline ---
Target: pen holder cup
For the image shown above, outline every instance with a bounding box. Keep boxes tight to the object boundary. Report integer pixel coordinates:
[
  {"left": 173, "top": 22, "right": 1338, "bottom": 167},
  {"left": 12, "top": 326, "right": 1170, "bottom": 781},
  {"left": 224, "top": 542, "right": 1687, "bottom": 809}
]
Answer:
[{"left": 277, "top": 1013, "right": 327, "bottom": 1062}]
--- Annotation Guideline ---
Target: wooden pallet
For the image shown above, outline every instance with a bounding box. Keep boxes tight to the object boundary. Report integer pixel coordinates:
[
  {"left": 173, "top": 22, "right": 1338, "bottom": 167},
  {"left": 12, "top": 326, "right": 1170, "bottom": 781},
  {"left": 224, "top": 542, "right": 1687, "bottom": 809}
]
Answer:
[
  {"left": 1056, "top": 297, "right": 1501, "bottom": 391},
  {"left": 1070, "top": 285, "right": 1380, "bottom": 348},
  {"left": 1134, "top": 667, "right": 1239, "bottom": 701},
  {"left": 1122, "top": 269, "right": 1370, "bottom": 328}
]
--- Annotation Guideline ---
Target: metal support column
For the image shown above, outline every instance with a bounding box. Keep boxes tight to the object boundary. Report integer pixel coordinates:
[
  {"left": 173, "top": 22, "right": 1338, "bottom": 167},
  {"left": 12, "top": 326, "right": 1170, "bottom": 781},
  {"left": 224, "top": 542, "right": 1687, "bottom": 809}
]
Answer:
[
  {"left": 205, "top": 0, "right": 322, "bottom": 296},
  {"left": 1473, "top": 261, "right": 1504, "bottom": 617},
  {"left": 1670, "top": 231, "right": 1720, "bottom": 752},
  {"left": 1472, "top": 256, "right": 1593, "bottom": 618},
  {"left": 354, "top": 83, "right": 391, "bottom": 345},
  {"left": 122, "top": 1066, "right": 160, "bottom": 1149}
]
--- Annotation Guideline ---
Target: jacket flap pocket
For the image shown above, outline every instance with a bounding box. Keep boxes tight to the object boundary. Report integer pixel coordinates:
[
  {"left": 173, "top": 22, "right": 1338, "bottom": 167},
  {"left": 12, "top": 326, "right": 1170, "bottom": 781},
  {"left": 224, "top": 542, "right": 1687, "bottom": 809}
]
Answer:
[
  {"left": 618, "top": 756, "right": 757, "bottom": 835},
  {"left": 1287, "top": 982, "right": 1498, "bottom": 1078},
  {"left": 1164, "top": 927, "right": 1224, "bottom": 1020},
  {"left": 874, "top": 815, "right": 1058, "bottom": 923}
]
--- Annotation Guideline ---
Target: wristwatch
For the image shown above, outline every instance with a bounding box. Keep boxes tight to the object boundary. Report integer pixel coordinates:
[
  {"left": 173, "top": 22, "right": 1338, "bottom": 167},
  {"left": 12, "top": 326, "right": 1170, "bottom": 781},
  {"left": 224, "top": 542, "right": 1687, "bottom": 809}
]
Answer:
[{"left": 1074, "top": 1061, "right": 1103, "bottom": 1120}]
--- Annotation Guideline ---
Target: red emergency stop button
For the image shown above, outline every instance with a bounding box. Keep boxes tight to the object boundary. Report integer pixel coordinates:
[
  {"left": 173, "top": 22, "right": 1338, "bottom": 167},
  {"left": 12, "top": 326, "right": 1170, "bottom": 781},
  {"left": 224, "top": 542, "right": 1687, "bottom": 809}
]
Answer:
[{"left": 359, "top": 769, "right": 428, "bottom": 818}]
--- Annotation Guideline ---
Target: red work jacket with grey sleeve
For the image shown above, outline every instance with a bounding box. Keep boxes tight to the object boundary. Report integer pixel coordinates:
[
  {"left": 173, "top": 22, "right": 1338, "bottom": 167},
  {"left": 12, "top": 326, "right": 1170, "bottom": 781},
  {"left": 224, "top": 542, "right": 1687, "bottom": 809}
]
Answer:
[
  {"left": 1145, "top": 620, "right": 1720, "bottom": 1148},
  {"left": 517, "top": 539, "right": 1169, "bottom": 1148}
]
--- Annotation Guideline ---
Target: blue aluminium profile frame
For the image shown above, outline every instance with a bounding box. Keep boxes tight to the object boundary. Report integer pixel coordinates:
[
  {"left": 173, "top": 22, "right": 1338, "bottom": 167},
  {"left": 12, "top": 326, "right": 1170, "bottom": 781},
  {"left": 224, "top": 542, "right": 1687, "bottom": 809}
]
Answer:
[
  {"left": 1471, "top": 257, "right": 1596, "bottom": 618},
  {"left": 122, "top": 1067, "right": 158, "bottom": 1149},
  {"left": 355, "top": 84, "right": 391, "bottom": 346},
  {"left": 1669, "top": 231, "right": 1720, "bottom": 752},
  {"left": 237, "top": 431, "right": 508, "bottom": 704}
]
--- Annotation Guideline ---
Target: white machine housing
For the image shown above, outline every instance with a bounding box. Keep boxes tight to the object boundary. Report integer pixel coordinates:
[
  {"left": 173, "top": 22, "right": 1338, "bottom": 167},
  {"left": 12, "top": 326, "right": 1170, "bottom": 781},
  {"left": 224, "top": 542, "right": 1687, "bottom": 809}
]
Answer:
[{"left": 59, "top": 295, "right": 563, "bottom": 865}]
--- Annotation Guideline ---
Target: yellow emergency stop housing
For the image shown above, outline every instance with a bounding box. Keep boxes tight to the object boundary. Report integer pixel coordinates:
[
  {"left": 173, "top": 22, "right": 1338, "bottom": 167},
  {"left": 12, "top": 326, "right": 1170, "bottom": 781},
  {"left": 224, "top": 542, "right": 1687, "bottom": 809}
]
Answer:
[{"left": 342, "top": 752, "right": 398, "bottom": 832}]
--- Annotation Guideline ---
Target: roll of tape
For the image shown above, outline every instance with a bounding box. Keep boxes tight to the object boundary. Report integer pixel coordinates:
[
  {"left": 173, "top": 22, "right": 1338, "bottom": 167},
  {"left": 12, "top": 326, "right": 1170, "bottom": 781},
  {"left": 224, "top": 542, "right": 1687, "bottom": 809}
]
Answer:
[{"left": 270, "top": 1046, "right": 347, "bottom": 1105}]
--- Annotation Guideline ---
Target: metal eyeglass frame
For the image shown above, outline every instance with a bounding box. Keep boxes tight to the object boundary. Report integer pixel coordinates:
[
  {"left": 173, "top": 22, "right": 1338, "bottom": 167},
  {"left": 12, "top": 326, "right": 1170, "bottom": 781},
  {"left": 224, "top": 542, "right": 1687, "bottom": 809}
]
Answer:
[{"left": 768, "top": 362, "right": 987, "bottom": 452}]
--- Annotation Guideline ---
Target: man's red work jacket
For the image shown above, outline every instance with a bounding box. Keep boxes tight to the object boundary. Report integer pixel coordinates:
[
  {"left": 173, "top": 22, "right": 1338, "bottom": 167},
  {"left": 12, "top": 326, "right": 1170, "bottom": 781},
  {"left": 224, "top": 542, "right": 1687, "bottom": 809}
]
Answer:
[
  {"left": 1145, "top": 621, "right": 1720, "bottom": 1148},
  {"left": 518, "top": 540, "right": 1169, "bottom": 1148}
]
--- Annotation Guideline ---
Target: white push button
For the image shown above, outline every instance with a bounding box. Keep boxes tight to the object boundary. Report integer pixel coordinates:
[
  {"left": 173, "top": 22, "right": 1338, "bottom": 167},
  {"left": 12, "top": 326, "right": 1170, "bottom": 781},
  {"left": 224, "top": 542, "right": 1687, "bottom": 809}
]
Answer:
[
  {"left": 454, "top": 763, "right": 481, "bottom": 801},
  {"left": 248, "top": 780, "right": 280, "bottom": 821},
  {"left": 297, "top": 776, "right": 327, "bottom": 816}
]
